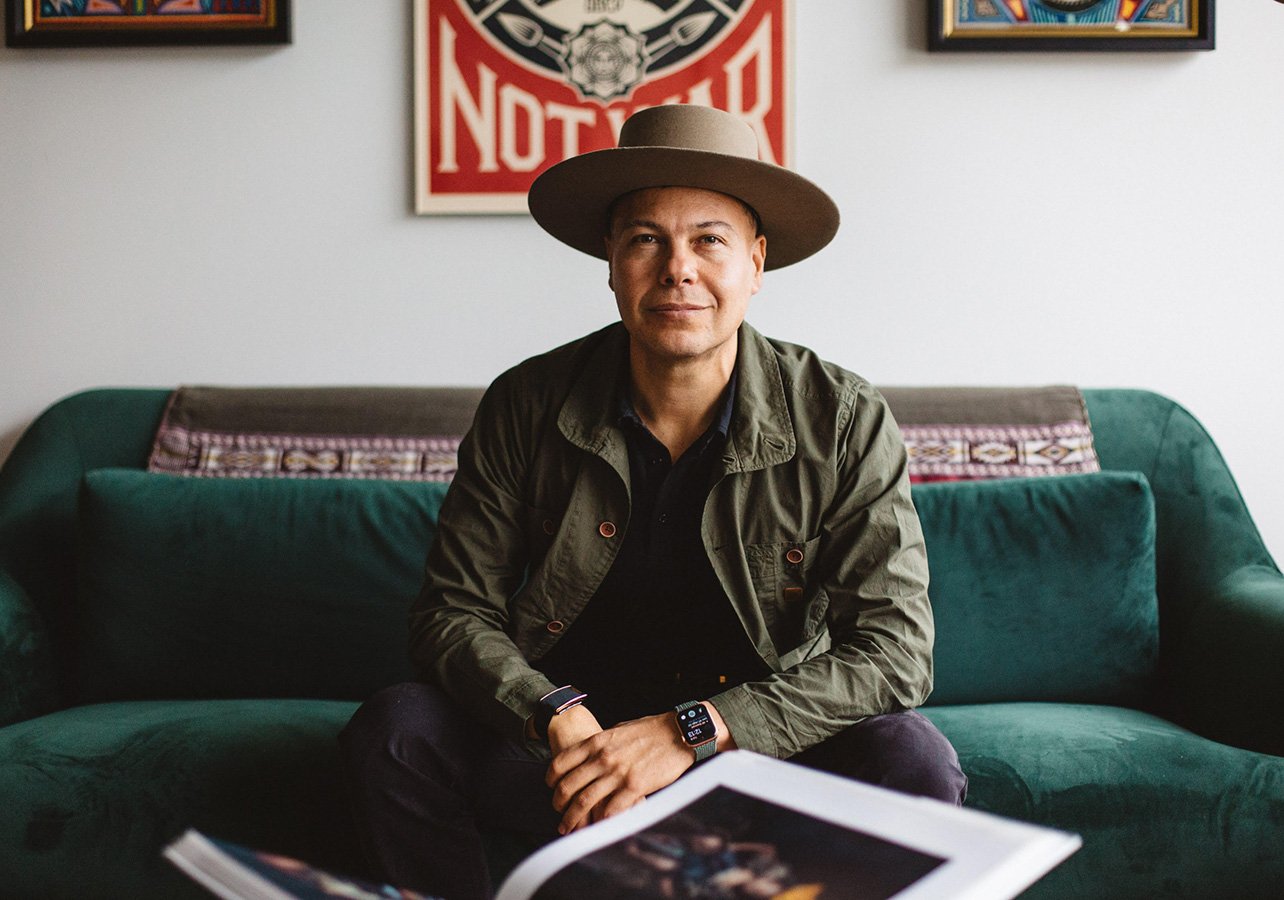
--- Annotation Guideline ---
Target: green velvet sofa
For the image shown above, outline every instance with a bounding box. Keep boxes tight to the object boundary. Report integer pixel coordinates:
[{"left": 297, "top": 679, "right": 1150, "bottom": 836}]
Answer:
[{"left": 1, "top": 387, "right": 1281, "bottom": 899}]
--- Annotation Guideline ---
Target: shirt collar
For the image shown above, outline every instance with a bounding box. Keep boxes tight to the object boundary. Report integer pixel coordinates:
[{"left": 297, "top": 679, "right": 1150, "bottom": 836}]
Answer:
[{"left": 617, "top": 367, "right": 739, "bottom": 443}]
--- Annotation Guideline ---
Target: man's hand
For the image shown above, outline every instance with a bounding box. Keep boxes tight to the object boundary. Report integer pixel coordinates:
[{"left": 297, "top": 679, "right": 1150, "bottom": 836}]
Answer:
[
  {"left": 545, "top": 712, "right": 691, "bottom": 835},
  {"left": 545, "top": 701, "right": 735, "bottom": 835}
]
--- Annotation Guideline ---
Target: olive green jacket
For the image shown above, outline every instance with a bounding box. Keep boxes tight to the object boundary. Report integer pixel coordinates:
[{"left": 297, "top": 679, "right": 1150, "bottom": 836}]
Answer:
[{"left": 408, "top": 322, "right": 933, "bottom": 759}]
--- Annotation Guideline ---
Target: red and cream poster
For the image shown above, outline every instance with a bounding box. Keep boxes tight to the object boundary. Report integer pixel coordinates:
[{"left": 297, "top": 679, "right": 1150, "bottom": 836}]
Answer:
[{"left": 414, "top": 0, "right": 793, "bottom": 214}]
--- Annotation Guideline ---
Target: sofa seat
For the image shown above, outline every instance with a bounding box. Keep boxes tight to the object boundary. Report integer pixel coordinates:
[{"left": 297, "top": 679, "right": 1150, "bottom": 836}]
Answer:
[
  {"left": 0, "top": 699, "right": 362, "bottom": 900},
  {"left": 925, "top": 702, "right": 1284, "bottom": 898}
]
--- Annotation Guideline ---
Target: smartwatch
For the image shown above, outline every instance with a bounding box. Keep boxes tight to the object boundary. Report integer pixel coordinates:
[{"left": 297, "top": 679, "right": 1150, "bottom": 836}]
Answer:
[
  {"left": 675, "top": 700, "right": 718, "bottom": 762},
  {"left": 533, "top": 685, "right": 587, "bottom": 741}
]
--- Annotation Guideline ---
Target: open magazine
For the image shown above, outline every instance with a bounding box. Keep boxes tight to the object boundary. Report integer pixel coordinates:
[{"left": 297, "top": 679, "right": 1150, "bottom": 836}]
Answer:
[{"left": 165, "top": 751, "right": 1080, "bottom": 900}]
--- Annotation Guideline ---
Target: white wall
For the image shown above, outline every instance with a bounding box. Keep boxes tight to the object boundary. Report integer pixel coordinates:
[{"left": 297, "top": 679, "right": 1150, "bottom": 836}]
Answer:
[{"left": 1, "top": 1, "right": 1280, "bottom": 557}]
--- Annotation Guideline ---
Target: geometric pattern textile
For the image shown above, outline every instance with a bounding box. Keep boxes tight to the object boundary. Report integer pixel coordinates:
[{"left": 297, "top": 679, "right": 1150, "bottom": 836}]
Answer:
[
  {"left": 903, "top": 421, "right": 1099, "bottom": 483},
  {"left": 149, "top": 426, "right": 462, "bottom": 481},
  {"left": 144, "top": 384, "right": 1100, "bottom": 483},
  {"left": 146, "top": 386, "right": 483, "bottom": 482}
]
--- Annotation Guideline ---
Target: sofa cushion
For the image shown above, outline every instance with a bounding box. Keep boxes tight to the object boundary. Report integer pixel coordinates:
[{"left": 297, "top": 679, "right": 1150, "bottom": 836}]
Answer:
[
  {"left": 75, "top": 469, "right": 447, "bottom": 703},
  {"left": 916, "top": 472, "right": 1158, "bottom": 706},
  {"left": 0, "top": 699, "right": 364, "bottom": 899},
  {"left": 922, "top": 703, "right": 1284, "bottom": 899}
]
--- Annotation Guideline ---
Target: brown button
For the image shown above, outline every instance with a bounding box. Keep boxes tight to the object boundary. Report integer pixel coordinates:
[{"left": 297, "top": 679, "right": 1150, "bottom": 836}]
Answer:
[
  {"left": 784, "top": 586, "right": 804, "bottom": 600},
  {"left": 546, "top": 620, "right": 565, "bottom": 634},
  {"left": 598, "top": 521, "right": 618, "bottom": 538},
  {"left": 786, "top": 548, "right": 805, "bottom": 565},
  {"left": 542, "top": 519, "right": 556, "bottom": 535}
]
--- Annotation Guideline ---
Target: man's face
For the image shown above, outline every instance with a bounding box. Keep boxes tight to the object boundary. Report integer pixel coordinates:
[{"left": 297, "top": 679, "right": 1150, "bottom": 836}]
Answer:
[{"left": 605, "top": 186, "right": 766, "bottom": 370}]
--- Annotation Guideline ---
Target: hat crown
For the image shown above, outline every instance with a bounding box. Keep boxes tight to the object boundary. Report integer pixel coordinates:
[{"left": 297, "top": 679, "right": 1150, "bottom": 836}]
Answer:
[{"left": 618, "top": 105, "right": 760, "bottom": 161}]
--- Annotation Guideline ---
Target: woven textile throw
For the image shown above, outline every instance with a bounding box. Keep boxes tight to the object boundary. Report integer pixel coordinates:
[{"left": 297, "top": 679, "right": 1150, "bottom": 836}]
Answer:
[
  {"left": 148, "top": 385, "right": 1098, "bottom": 483},
  {"left": 148, "top": 387, "right": 484, "bottom": 481},
  {"left": 879, "top": 386, "right": 1100, "bottom": 483}
]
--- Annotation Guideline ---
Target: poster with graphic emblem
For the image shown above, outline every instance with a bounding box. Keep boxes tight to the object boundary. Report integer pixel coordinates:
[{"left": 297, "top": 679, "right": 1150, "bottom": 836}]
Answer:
[{"left": 413, "top": 0, "right": 793, "bottom": 214}]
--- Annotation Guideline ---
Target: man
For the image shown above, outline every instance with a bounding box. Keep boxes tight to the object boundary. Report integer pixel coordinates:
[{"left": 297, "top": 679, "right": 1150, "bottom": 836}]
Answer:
[{"left": 340, "top": 105, "right": 965, "bottom": 900}]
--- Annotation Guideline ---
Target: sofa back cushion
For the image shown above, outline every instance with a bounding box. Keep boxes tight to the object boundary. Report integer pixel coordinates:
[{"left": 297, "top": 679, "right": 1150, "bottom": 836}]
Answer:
[
  {"left": 74, "top": 468, "right": 1158, "bottom": 707},
  {"left": 917, "top": 471, "right": 1158, "bottom": 707},
  {"left": 75, "top": 469, "right": 446, "bottom": 702}
]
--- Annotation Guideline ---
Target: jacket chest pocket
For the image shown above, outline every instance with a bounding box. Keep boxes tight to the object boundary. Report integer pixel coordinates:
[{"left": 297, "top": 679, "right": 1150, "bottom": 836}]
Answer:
[{"left": 745, "top": 534, "right": 825, "bottom": 651}]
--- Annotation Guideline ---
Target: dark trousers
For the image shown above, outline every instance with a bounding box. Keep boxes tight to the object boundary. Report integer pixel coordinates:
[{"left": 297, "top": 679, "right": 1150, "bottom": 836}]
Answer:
[{"left": 339, "top": 682, "right": 967, "bottom": 900}]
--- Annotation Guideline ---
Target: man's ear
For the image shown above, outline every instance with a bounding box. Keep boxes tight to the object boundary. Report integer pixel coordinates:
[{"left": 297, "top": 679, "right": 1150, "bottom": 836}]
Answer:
[
  {"left": 751, "top": 234, "right": 766, "bottom": 293},
  {"left": 604, "top": 236, "right": 615, "bottom": 291}
]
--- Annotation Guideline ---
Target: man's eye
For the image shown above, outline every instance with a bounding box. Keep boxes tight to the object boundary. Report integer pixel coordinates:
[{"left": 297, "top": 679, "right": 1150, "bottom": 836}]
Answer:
[
  {"left": 633, "top": 234, "right": 657, "bottom": 243},
  {"left": 698, "top": 234, "right": 724, "bottom": 245}
]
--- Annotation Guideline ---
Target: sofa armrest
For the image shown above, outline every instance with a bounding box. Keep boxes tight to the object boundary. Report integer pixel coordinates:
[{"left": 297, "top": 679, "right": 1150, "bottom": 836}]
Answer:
[
  {"left": 1173, "top": 565, "right": 1284, "bottom": 756},
  {"left": 0, "top": 570, "right": 58, "bottom": 726}
]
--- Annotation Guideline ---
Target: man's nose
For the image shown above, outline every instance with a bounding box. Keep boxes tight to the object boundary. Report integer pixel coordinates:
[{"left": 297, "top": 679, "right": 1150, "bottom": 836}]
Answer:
[{"left": 661, "top": 243, "right": 697, "bottom": 285}]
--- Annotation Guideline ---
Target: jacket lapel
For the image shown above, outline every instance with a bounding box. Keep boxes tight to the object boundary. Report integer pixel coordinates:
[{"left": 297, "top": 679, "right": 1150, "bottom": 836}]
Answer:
[
  {"left": 723, "top": 323, "right": 797, "bottom": 474},
  {"left": 556, "top": 323, "right": 632, "bottom": 487}
]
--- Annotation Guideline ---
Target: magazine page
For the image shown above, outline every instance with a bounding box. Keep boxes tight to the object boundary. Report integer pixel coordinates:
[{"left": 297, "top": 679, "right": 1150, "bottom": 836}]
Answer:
[
  {"left": 495, "top": 751, "right": 1079, "bottom": 900},
  {"left": 164, "top": 830, "right": 442, "bottom": 900}
]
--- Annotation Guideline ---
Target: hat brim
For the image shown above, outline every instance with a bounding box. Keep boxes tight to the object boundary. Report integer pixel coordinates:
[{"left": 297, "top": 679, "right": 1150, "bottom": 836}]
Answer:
[{"left": 528, "top": 146, "right": 840, "bottom": 271}]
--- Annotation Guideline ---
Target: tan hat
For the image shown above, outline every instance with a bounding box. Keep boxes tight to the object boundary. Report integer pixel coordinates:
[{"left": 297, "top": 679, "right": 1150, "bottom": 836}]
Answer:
[{"left": 527, "top": 104, "right": 839, "bottom": 271}]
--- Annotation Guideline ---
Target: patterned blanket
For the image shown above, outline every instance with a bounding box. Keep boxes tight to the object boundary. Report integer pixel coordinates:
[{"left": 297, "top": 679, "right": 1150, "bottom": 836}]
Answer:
[
  {"left": 148, "top": 386, "right": 483, "bottom": 481},
  {"left": 881, "top": 385, "right": 1100, "bottom": 482},
  {"left": 147, "top": 384, "right": 1098, "bottom": 483}
]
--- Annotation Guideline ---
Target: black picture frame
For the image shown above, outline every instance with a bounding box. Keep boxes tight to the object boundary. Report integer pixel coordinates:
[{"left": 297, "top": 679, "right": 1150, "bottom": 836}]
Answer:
[
  {"left": 929, "top": 0, "right": 1214, "bottom": 52},
  {"left": 5, "top": 0, "right": 291, "bottom": 48}
]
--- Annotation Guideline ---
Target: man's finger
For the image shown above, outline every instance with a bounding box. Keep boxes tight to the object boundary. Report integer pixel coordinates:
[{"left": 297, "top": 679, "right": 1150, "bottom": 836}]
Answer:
[
  {"left": 559, "top": 773, "right": 618, "bottom": 834},
  {"left": 549, "top": 749, "right": 609, "bottom": 813},
  {"left": 545, "top": 738, "right": 593, "bottom": 789},
  {"left": 594, "top": 788, "right": 644, "bottom": 823}
]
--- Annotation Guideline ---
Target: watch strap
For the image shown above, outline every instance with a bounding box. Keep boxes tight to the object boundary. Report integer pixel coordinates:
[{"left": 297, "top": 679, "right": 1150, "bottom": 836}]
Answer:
[
  {"left": 534, "top": 685, "right": 587, "bottom": 740},
  {"left": 692, "top": 735, "right": 717, "bottom": 761}
]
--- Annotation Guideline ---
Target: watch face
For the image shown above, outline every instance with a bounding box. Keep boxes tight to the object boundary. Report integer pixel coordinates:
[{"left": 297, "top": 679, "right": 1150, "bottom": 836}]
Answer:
[{"left": 678, "top": 704, "right": 715, "bottom": 746}]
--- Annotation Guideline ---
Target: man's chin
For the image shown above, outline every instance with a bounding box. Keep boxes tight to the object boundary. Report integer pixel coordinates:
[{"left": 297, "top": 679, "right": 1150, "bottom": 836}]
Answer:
[{"left": 630, "top": 334, "right": 737, "bottom": 368}]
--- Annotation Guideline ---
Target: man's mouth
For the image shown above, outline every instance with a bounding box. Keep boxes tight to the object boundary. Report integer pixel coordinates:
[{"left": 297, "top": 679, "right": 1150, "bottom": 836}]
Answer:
[{"left": 651, "top": 303, "right": 707, "bottom": 313}]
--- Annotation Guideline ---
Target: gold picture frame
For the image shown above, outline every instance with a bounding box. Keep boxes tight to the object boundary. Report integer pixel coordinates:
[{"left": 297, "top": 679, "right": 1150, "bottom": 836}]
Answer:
[
  {"left": 5, "top": 0, "right": 291, "bottom": 48},
  {"left": 929, "top": 0, "right": 1213, "bottom": 51}
]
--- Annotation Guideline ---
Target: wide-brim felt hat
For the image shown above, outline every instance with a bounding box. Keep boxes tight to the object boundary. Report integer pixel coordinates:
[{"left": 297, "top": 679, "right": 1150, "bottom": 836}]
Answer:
[{"left": 528, "top": 104, "right": 839, "bottom": 271}]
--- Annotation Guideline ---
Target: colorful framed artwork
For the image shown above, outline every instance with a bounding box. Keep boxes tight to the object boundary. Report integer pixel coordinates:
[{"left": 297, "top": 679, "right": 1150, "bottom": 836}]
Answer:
[
  {"left": 5, "top": 0, "right": 291, "bottom": 48},
  {"left": 929, "top": 0, "right": 1214, "bottom": 51},
  {"left": 413, "top": 0, "right": 794, "bottom": 214}
]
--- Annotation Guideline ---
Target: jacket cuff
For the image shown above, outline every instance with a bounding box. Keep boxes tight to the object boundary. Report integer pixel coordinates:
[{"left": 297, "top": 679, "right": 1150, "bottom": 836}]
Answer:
[
  {"left": 497, "top": 673, "right": 560, "bottom": 745},
  {"left": 708, "top": 683, "right": 780, "bottom": 758}
]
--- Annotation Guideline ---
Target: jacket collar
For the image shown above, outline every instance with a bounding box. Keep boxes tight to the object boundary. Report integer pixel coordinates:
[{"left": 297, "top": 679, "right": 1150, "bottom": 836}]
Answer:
[
  {"left": 725, "top": 322, "right": 796, "bottom": 473},
  {"left": 557, "top": 322, "right": 795, "bottom": 475}
]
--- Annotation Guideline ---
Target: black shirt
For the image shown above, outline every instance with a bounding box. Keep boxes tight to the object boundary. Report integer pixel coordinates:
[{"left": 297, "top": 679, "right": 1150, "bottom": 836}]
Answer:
[{"left": 538, "top": 371, "right": 769, "bottom": 727}]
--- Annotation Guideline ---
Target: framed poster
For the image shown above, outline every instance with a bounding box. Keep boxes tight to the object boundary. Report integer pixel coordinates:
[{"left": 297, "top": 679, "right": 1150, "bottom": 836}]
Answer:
[
  {"left": 414, "top": 0, "right": 794, "bottom": 214},
  {"left": 5, "top": 0, "right": 290, "bottom": 47},
  {"left": 929, "top": 0, "right": 1214, "bottom": 52}
]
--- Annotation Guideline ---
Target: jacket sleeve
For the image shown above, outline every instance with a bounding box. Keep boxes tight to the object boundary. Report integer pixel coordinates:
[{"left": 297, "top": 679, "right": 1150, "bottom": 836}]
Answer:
[
  {"left": 710, "top": 387, "right": 934, "bottom": 759},
  {"left": 407, "top": 375, "right": 558, "bottom": 744}
]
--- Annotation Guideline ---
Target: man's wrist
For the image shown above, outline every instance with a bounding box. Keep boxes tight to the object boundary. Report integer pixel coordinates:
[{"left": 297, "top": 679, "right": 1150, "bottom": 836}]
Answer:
[
  {"left": 547, "top": 702, "right": 594, "bottom": 735},
  {"left": 534, "top": 685, "right": 588, "bottom": 741}
]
